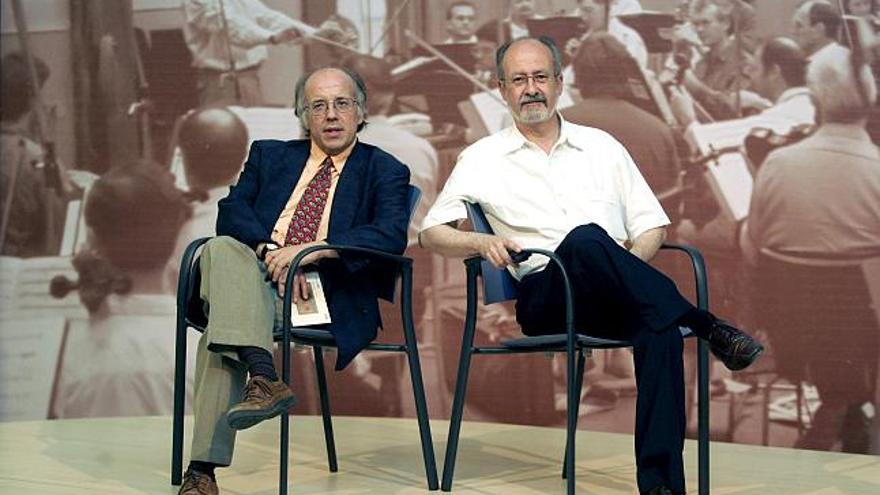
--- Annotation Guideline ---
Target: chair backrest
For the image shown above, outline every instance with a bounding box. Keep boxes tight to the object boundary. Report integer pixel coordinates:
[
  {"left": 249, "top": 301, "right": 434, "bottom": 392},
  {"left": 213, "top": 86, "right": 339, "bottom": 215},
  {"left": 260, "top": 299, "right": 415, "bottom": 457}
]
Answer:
[
  {"left": 464, "top": 202, "right": 519, "bottom": 304},
  {"left": 407, "top": 184, "right": 422, "bottom": 228}
]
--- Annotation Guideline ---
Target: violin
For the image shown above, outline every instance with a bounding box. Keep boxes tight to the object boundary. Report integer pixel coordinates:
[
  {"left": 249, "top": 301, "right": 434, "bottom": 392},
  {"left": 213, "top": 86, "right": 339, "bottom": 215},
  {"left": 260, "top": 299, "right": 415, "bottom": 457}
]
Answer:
[{"left": 743, "top": 123, "right": 816, "bottom": 170}]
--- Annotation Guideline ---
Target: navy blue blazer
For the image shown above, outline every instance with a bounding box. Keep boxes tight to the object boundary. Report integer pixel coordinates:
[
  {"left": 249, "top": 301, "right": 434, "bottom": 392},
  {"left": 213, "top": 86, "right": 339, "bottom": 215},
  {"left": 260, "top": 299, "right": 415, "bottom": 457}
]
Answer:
[{"left": 216, "top": 139, "right": 411, "bottom": 369}]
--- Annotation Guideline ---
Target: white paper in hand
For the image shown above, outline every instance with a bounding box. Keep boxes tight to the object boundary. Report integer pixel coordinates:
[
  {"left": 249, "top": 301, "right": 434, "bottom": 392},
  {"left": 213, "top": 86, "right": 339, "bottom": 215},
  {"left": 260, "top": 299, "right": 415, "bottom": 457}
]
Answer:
[{"left": 290, "top": 271, "right": 332, "bottom": 326}]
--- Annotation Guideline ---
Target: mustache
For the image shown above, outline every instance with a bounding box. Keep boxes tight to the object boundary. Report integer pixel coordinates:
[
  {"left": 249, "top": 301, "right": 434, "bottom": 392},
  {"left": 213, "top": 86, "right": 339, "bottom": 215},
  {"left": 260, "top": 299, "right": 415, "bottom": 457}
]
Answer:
[{"left": 520, "top": 95, "right": 547, "bottom": 107}]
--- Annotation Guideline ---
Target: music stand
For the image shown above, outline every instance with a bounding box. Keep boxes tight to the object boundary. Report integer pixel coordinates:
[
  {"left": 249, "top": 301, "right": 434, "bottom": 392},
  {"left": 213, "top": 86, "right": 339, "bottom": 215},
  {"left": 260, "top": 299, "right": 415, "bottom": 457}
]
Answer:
[
  {"left": 617, "top": 12, "right": 677, "bottom": 54},
  {"left": 395, "top": 43, "right": 481, "bottom": 126},
  {"left": 526, "top": 16, "right": 587, "bottom": 65}
]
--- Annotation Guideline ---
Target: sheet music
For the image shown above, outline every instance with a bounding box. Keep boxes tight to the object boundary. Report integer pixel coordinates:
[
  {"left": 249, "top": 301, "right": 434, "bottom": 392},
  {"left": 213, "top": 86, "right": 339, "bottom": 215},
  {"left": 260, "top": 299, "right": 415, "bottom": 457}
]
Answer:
[
  {"left": 59, "top": 199, "right": 86, "bottom": 257},
  {"left": 687, "top": 115, "right": 802, "bottom": 221},
  {"left": 467, "top": 90, "right": 511, "bottom": 136},
  {"left": 228, "top": 106, "right": 303, "bottom": 142},
  {"left": 0, "top": 256, "right": 87, "bottom": 320},
  {"left": 0, "top": 316, "right": 66, "bottom": 420},
  {"left": 686, "top": 120, "right": 756, "bottom": 221}
]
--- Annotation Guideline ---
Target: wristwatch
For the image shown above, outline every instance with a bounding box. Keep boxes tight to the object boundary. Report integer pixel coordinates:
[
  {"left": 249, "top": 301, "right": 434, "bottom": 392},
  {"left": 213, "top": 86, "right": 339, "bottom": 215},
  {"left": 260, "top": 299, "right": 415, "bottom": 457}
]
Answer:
[{"left": 258, "top": 242, "right": 280, "bottom": 261}]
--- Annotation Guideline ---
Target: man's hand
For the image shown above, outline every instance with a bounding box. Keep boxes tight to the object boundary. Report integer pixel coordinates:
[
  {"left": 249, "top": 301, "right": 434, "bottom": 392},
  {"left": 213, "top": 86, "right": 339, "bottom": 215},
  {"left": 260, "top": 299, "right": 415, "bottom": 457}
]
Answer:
[
  {"left": 681, "top": 69, "right": 703, "bottom": 93},
  {"left": 275, "top": 266, "right": 311, "bottom": 302},
  {"left": 264, "top": 242, "right": 325, "bottom": 296},
  {"left": 315, "top": 18, "right": 358, "bottom": 47},
  {"left": 668, "top": 85, "right": 697, "bottom": 127},
  {"left": 270, "top": 26, "right": 301, "bottom": 44},
  {"left": 473, "top": 234, "right": 523, "bottom": 269}
]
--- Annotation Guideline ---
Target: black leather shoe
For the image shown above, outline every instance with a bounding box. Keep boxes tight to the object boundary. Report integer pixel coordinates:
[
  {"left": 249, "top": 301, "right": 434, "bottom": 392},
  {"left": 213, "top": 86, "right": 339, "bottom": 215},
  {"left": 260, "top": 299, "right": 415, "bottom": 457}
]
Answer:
[
  {"left": 645, "top": 486, "right": 673, "bottom": 495},
  {"left": 707, "top": 320, "right": 764, "bottom": 371}
]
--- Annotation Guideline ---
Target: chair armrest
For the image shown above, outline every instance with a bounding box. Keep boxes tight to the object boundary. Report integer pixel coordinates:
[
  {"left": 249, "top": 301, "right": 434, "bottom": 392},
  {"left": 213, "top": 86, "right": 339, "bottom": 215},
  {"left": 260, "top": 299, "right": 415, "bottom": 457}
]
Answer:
[
  {"left": 280, "top": 244, "right": 414, "bottom": 324},
  {"left": 285, "top": 244, "right": 412, "bottom": 278},
  {"left": 660, "top": 242, "right": 709, "bottom": 311},
  {"left": 464, "top": 248, "right": 575, "bottom": 340}
]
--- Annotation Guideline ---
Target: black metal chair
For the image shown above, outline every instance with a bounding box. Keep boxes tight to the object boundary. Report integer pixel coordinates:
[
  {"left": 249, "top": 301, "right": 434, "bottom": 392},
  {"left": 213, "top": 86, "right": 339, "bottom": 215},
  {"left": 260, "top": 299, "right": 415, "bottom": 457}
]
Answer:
[
  {"left": 171, "top": 185, "right": 439, "bottom": 494},
  {"left": 440, "top": 202, "right": 711, "bottom": 494}
]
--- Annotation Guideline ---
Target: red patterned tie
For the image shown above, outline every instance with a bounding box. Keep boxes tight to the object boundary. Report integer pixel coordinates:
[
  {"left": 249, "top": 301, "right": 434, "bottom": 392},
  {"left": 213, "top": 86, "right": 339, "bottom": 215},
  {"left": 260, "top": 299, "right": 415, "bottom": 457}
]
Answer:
[{"left": 284, "top": 156, "right": 334, "bottom": 246}]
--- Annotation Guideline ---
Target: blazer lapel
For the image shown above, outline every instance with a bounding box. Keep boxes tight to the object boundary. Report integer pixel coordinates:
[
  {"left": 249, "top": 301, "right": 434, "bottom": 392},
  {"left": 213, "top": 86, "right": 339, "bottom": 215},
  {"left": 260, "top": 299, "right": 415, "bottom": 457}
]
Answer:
[
  {"left": 268, "top": 141, "right": 309, "bottom": 218},
  {"left": 328, "top": 141, "right": 368, "bottom": 237}
]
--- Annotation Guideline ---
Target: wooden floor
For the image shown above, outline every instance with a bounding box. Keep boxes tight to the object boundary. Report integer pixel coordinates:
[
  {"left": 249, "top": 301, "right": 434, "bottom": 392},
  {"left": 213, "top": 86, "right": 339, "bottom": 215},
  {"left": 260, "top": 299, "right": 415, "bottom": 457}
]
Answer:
[{"left": 0, "top": 416, "right": 877, "bottom": 494}]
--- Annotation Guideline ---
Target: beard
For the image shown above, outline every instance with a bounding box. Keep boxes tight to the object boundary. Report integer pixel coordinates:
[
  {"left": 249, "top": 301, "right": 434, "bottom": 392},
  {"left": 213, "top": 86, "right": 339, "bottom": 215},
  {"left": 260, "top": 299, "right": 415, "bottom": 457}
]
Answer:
[{"left": 514, "top": 95, "right": 554, "bottom": 124}]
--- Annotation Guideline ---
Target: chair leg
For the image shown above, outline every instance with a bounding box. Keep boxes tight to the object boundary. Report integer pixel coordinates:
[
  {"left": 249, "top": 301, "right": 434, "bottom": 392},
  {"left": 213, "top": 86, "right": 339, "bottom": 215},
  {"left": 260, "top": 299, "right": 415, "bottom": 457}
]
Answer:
[
  {"left": 441, "top": 343, "right": 475, "bottom": 491},
  {"left": 564, "top": 346, "right": 578, "bottom": 495},
  {"left": 313, "top": 346, "right": 338, "bottom": 472},
  {"left": 280, "top": 337, "right": 291, "bottom": 495},
  {"left": 562, "top": 349, "right": 586, "bottom": 479},
  {"left": 697, "top": 339, "right": 710, "bottom": 495},
  {"left": 404, "top": 339, "right": 440, "bottom": 490},
  {"left": 171, "top": 321, "right": 188, "bottom": 486}
]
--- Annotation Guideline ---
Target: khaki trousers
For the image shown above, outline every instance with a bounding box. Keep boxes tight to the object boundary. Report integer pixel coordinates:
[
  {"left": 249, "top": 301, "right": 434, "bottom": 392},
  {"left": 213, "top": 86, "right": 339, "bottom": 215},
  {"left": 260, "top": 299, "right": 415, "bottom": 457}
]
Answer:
[{"left": 190, "top": 236, "right": 283, "bottom": 465}]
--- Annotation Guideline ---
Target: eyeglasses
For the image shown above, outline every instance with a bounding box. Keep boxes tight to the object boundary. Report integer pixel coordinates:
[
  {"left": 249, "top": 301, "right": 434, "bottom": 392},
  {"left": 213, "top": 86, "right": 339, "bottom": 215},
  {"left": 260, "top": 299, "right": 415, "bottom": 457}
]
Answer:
[
  {"left": 502, "top": 73, "right": 555, "bottom": 88},
  {"left": 305, "top": 97, "right": 358, "bottom": 116}
]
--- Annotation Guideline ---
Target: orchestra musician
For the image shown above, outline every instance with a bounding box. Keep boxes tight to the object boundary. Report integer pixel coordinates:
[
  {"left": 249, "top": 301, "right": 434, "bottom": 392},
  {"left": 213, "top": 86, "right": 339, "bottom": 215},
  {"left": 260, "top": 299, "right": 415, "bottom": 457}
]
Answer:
[
  {"left": 671, "top": 37, "right": 816, "bottom": 131},
  {"left": 572, "top": 0, "right": 649, "bottom": 68},
  {"left": 680, "top": 0, "right": 752, "bottom": 120},
  {"left": 443, "top": 1, "right": 479, "bottom": 44},
  {"left": 793, "top": 1, "right": 851, "bottom": 67},
  {"left": 563, "top": 33, "right": 681, "bottom": 196},
  {"left": 183, "top": 0, "right": 349, "bottom": 107},
  {"left": 476, "top": 0, "right": 542, "bottom": 45},
  {"left": 742, "top": 50, "right": 880, "bottom": 454},
  {"left": 712, "top": 0, "right": 759, "bottom": 52},
  {"left": 183, "top": 0, "right": 314, "bottom": 106},
  {"left": 53, "top": 163, "right": 199, "bottom": 418},
  {"left": 171, "top": 107, "right": 249, "bottom": 272},
  {"left": 0, "top": 52, "right": 66, "bottom": 258}
]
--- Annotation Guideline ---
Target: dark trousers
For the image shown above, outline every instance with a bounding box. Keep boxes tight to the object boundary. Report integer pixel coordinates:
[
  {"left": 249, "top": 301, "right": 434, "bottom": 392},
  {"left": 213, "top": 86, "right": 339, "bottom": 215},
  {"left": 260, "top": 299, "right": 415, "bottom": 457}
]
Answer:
[{"left": 516, "top": 224, "right": 693, "bottom": 494}]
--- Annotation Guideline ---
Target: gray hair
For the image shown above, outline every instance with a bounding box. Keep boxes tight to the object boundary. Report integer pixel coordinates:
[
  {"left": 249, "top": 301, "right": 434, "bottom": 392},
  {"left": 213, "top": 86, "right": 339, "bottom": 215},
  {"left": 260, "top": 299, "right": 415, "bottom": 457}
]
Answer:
[
  {"left": 808, "top": 51, "right": 877, "bottom": 123},
  {"left": 495, "top": 36, "right": 563, "bottom": 81},
  {"left": 293, "top": 65, "right": 368, "bottom": 135}
]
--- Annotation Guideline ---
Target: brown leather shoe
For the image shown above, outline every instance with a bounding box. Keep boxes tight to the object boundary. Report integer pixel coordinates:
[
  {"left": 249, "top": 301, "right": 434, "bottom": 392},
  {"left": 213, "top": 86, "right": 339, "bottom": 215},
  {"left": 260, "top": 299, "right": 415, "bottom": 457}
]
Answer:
[
  {"left": 226, "top": 375, "right": 297, "bottom": 430},
  {"left": 178, "top": 468, "right": 218, "bottom": 495}
]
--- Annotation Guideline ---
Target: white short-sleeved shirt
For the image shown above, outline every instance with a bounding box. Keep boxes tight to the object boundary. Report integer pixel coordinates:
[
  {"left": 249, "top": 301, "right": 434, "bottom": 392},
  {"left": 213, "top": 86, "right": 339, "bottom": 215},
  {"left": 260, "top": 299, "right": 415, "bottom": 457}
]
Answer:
[{"left": 421, "top": 116, "right": 669, "bottom": 279}]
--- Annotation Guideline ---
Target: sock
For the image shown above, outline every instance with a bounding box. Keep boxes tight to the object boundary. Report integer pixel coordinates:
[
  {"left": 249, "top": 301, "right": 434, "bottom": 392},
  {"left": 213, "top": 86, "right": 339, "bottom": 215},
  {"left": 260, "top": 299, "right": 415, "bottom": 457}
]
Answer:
[
  {"left": 677, "top": 308, "right": 715, "bottom": 339},
  {"left": 188, "top": 460, "right": 217, "bottom": 480},
  {"left": 237, "top": 346, "right": 278, "bottom": 381}
]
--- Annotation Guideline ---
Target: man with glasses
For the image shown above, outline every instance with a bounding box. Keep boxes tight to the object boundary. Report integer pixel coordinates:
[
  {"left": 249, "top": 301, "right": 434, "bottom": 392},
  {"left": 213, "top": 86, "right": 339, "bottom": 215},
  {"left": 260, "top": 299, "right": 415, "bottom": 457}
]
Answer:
[
  {"left": 177, "top": 66, "right": 411, "bottom": 495},
  {"left": 420, "top": 36, "right": 763, "bottom": 495}
]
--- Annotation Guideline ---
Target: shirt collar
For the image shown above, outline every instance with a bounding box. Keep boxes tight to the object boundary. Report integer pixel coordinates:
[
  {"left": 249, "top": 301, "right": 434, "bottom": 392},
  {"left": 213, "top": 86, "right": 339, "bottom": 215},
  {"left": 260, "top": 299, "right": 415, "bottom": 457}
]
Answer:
[
  {"left": 814, "top": 122, "right": 873, "bottom": 144},
  {"left": 776, "top": 86, "right": 810, "bottom": 105},
  {"left": 309, "top": 138, "right": 357, "bottom": 170},
  {"left": 500, "top": 113, "right": 584, "bottom": 155}
]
